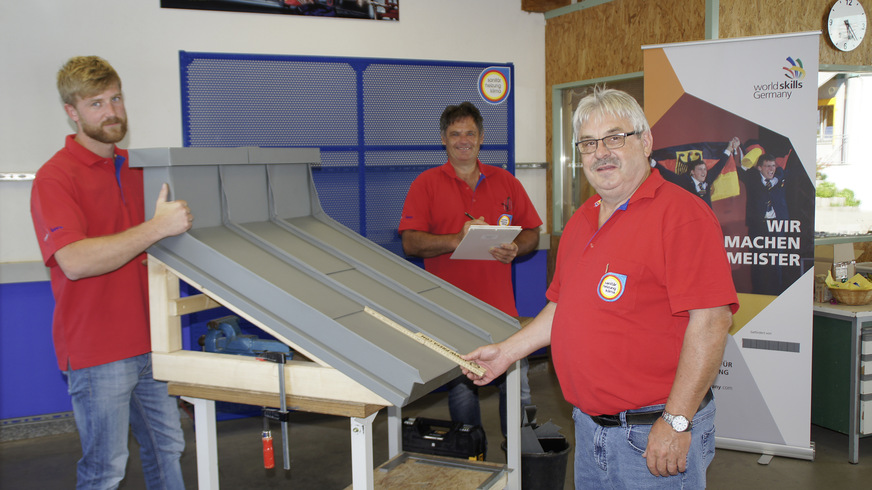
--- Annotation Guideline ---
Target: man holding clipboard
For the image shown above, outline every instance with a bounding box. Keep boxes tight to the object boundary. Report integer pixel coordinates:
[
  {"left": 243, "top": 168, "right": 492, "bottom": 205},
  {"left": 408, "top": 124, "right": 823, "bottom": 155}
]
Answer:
[{"left": 398, "top": 102, "right": 542, "bottom": 450}]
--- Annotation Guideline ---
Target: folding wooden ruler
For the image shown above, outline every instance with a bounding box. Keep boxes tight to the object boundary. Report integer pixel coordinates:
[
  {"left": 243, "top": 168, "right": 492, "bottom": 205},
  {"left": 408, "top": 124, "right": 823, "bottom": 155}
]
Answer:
[{"left": 363, "top": 306, "right": 486, "bottom": 377}]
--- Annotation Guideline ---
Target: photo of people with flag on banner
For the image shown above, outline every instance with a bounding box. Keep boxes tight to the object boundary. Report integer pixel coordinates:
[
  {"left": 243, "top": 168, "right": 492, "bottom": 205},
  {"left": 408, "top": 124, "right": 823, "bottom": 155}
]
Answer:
[
  {"left": 652, "top": 137, "right": 739, "bottom": 208},
  {"left": 643, "top": 31, "right": 819, "bottom": 462},
  {"left": 649, "top": 99, "right": 814, "bottom": 297}
]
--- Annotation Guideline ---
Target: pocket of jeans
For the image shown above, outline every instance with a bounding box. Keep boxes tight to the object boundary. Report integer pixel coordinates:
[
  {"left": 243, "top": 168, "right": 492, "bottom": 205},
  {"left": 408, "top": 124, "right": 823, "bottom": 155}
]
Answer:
[
  {"left": 701, "top": 420, "right": 716, "bottom": 464},
  {"left": 626, "top": 425, "right": 649, "bottom": 454}
]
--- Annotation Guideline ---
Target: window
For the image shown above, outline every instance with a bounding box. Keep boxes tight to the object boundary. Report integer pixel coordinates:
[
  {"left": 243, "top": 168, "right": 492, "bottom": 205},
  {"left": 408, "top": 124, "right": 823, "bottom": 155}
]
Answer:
[
  {"left": 815, "top": 71, "right": 872, "bottom": 235},
  {"left": 551, "top": 74, "right": 643, "bottom": 233}
]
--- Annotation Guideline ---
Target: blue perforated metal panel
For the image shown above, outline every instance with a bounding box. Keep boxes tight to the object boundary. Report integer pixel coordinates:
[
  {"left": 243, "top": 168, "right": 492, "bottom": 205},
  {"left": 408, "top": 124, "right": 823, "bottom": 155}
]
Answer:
[{"left": 180, "top": 51, "right": 514, "bottom": 252}]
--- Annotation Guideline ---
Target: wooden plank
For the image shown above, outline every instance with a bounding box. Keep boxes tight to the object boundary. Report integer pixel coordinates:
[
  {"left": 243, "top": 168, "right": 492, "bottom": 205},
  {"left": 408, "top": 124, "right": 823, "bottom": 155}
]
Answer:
[
  {"left": 170, "top": 293, "right": 222, "bottom": 316},
  {"left": 522, "top": 0, "right": 571, "bottom": 13},
  {"left": 168, "top": 382, "right": 384, "bottom": 418},
  {"left": 345, "top": 452, "right": 507, "bottom": 489},
  {"left": 153, "top": 351, "right": 391, "bottom": 406},
  {"left": 148, "top": 258, "right": 182, "bottom": 353}
]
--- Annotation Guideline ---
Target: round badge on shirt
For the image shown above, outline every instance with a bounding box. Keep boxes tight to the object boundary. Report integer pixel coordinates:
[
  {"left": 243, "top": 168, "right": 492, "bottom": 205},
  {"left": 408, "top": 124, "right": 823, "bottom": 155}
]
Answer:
[
  {"left": 498, "top": 214, "right": 512, "bottom": 226},
  {"left": 598, "top": 272, "right": 627, "bottom": 302}
]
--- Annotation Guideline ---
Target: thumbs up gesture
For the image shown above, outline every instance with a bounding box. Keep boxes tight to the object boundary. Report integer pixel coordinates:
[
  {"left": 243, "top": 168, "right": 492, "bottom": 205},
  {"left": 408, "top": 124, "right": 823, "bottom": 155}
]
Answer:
[{"left": 153, "top": 183, "right": 193, "bottom": 237}]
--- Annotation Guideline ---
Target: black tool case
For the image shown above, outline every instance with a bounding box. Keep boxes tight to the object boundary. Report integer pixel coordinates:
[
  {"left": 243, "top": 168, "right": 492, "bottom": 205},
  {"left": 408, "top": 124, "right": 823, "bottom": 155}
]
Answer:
[{"left": 402, "top": 417, "right": 486, "bottom": 461}]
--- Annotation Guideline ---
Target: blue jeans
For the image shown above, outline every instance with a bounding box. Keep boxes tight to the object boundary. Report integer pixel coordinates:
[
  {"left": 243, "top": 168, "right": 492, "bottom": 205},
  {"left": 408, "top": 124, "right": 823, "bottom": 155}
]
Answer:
[
  {"left": 448, "top": 357, "right": 533, "bottom": 436},
  {"left": 66, "top": 353, "right": 185, "bottom": 490},
  {"left": 572, "top": 398, "right": 716, "bottom": 489}
]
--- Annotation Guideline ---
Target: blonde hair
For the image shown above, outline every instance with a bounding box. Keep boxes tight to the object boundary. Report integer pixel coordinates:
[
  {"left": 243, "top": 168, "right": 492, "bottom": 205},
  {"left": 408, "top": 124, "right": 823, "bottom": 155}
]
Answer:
[{"left": 56, "top": 56, "right": 121, "bottom": 106}]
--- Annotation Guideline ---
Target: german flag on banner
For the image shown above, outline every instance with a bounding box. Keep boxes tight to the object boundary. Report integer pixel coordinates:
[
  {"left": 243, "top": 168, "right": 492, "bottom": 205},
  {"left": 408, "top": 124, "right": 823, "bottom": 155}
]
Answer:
[
  {"left": 651, "top": 142, "right": 740, "bottom": 201},
  {"left": 740, "top": 140, "right": 791, "bottom": 171},
  {"left": 740, "top": 142, "right": 765, "bottom": 169}
]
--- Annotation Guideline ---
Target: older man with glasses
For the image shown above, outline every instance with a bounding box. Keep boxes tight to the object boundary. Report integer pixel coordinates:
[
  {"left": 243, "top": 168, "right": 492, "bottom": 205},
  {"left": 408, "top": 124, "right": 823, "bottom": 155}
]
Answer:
[{"left": 461, "top": 87, "right": 738, "bottom": 489}]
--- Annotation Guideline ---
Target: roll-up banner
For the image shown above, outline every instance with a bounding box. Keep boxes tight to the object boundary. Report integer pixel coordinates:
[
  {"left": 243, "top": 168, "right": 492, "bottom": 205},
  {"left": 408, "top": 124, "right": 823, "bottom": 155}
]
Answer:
[{"left": 643, "top": 32, "right": 819, "bottom": 460}]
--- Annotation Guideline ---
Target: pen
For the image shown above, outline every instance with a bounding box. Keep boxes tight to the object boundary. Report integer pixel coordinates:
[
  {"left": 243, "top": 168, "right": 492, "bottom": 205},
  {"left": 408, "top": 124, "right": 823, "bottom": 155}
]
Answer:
[{"left": 465, "top": 212, "right": 475, "bottom": 220}]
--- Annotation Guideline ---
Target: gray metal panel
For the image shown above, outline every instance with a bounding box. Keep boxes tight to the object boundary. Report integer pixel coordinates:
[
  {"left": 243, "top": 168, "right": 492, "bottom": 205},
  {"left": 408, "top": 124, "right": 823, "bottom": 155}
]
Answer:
[
  {"left": 419, "top": 288, "right": 519, "bottom": 339},
  {"left": 267, "top": 164, "right": 313, "bottom": 219},
  {"left": 134, "top": 147, "right": 521, "bottom": 407},
  {"left": 175, "top": 165, "right": 224, "bottom": 228},
  {"left": 189, "top": 226, "right": 360, "bottom": 315},
  {"left": 277, "top": 215, "right": 514, "bottom": 342},
  {"left": 282, "top": 216, "right": 452, "bottom": 295},
  {"left": 239, "top": 221, "right": 350, "bottom": 274},
  {"left": 220, "top": 165, "right": 270, "bottom": 223},
  {"left": 249, "top": 146, "right": 320, "bottom": 164},
  {"left": 130, "top": 147, "right": 250, "bottom": 167},
  {"left": 140, "top": 165, "right": 171, "bottom": 221}
]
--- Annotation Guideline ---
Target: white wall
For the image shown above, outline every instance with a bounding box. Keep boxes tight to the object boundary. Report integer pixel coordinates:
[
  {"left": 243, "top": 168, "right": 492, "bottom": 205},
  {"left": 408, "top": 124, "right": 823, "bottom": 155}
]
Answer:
[{"left": 0, "top": 0, "right": 546, "bottom": 269}]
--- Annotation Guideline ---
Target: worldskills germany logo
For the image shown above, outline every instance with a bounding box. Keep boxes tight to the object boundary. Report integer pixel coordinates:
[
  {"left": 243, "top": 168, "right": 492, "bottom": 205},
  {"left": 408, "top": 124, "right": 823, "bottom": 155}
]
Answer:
[
  {"left": 782, "top": 57, "right": 806, "bottom": 80},
  {"left": 752, "top": 56, "right": 805, "bottom": 99}
]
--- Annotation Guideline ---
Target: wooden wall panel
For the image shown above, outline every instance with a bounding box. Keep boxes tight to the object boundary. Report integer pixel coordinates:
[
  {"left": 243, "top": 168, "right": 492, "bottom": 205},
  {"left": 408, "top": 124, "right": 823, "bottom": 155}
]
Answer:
[
  {"left": 543, "top": 0, "right": 705, "bottom": 234},
  {"left": 720, "top": 0, "right": 872, "bottom": 67},
  {"left": 545, "top": 0, "right": 705, "bottom": 89}
]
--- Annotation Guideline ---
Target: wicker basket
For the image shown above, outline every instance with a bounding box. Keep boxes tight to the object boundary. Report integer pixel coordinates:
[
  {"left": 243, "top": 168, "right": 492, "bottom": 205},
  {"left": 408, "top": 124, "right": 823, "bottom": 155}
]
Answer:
[{"left": 829, "top": 288, "right": 872, "bottom": 306}]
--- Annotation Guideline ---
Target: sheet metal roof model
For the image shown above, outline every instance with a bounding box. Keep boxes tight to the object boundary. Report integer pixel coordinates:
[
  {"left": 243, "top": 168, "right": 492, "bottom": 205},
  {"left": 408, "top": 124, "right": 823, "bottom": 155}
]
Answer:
[{"left": 129, "top": 147, "right": 521, "bottom": 407}]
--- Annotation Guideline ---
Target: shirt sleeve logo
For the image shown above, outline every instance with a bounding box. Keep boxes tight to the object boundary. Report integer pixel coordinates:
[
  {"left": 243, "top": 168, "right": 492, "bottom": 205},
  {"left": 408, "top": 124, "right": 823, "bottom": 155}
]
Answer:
[{"left": 598, "top": 272, "right": 627, "bottom": 302}]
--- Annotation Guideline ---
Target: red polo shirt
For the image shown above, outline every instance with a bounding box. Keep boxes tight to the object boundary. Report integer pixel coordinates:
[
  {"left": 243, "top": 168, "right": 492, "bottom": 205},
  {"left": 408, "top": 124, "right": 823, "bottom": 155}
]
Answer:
[
  {"left": 399, "top": 161, "right": 542, "bottom": 316},
  {"left": 31, "top": 135, "right": 151, "bottom": 370},
  {"left": 547, "top": 169, "right": 738, "bottom": 415}
]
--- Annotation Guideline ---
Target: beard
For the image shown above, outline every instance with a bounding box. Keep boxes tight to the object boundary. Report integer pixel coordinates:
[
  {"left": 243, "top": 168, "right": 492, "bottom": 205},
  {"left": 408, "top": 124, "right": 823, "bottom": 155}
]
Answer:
[{"left": 81, "top": 117, "right": 128, "bottom": 144}]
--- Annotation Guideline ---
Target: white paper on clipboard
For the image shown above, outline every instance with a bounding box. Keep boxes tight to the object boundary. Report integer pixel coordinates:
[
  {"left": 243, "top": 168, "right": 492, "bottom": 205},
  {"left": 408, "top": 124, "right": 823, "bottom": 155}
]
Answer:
[{"left": 450, "top": 225, "right": 522, "bottom": 260}]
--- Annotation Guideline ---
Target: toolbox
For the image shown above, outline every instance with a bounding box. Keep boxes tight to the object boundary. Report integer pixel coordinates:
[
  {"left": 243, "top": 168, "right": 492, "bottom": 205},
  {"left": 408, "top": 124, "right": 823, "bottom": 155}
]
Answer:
[{"left": 402, "top": 417, "right": 486, "bottom": 461}]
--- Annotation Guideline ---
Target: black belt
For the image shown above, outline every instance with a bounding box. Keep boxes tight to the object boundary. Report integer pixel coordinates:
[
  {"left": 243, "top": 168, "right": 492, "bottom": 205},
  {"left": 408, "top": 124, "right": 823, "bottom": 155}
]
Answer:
[{"left": 590, "top": 389, "right": 714, "bottom": 427}]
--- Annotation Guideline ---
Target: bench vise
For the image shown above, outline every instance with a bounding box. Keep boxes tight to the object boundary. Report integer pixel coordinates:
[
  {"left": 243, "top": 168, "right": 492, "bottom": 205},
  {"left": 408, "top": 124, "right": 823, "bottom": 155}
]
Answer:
[{"left": 200, "top": 315, "right": 292, "bottom": 358}]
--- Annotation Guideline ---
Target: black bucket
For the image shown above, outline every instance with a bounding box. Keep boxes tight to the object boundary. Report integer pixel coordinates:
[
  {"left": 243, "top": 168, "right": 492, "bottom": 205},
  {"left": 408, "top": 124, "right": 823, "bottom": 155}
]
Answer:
[{"left": 504, "top": 437, "right": 571, "bottom": 489}]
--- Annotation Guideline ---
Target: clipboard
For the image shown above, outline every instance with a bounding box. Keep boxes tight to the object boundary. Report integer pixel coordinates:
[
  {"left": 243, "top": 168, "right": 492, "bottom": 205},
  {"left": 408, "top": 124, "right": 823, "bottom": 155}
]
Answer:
[{"left": 450, "top": 225, "right": 522, "bottom": 260}]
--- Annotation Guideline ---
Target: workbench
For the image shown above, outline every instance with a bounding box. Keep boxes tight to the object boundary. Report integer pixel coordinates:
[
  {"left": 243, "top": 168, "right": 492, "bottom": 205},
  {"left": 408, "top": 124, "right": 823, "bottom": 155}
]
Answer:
[
  {"left": 149, "top": 257, "right": 520, "bottom": 489},
  {"left": 133, "top": 147, "right": 524, "bottom": 488},
  {"left": 170, "top": 383, "right": 512, "bottom": 489}
]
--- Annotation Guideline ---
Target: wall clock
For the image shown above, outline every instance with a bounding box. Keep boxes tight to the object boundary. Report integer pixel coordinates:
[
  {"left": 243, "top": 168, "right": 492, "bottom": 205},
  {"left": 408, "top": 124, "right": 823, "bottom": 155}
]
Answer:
[{"left": 828, "top": 0, "right": 867, "bottom": 51}]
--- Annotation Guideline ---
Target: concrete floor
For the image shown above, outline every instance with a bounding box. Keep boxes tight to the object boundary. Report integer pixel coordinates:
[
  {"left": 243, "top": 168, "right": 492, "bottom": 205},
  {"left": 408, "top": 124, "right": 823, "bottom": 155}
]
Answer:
[{"left": 2, "top": 356, "right": 871, "bottom": 489}]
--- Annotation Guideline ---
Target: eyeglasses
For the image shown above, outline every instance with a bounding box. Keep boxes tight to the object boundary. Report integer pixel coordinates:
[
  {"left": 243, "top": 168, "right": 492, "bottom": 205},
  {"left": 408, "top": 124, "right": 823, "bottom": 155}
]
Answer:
[{"left": 575, "top": 131, "right": 637, "bottom": 154}]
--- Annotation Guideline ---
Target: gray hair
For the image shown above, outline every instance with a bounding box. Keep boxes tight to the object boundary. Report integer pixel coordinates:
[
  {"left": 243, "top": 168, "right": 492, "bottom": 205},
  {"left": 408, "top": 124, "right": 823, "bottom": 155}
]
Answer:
[{"left": 572, "top": 86, "right": 650, "bottom": 138}]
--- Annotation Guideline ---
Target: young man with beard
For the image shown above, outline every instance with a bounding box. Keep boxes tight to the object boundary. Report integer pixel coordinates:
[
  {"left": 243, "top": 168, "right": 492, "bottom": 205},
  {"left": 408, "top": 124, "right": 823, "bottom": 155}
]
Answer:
[{"left": 30, "top": 56, "right": 192, "bottom": 489}]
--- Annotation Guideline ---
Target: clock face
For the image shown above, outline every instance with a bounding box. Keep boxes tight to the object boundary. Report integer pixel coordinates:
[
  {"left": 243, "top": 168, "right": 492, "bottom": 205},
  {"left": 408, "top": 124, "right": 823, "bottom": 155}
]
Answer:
[{"left": 828, "top": 0, "right": 867, "bottom": 52}]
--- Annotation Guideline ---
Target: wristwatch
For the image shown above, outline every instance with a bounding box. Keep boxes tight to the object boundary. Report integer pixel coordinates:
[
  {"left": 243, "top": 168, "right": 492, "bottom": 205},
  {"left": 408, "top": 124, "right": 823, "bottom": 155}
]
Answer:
[{"left": 662, "top": 411, "right": 692, "bottom": 432}]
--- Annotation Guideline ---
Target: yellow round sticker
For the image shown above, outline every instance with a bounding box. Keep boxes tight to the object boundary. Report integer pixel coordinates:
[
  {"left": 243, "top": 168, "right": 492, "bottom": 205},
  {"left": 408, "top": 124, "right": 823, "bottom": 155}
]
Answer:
[
  {"left": 598, "top": 273, "right": 626, "bottom": 302},
  {"left": 478, "top": 67, "right": 511, "bottom": 105}
]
